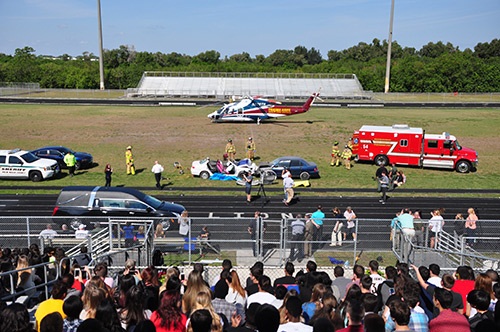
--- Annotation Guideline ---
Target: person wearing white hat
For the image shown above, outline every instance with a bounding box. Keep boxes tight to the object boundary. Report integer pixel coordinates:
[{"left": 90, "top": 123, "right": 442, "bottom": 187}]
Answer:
[
  {"left": 246, "top": 137, "right": 256, "bottom": 160},
  {"left": 75, "top": 224, "right": 89, "bottom": 239}
]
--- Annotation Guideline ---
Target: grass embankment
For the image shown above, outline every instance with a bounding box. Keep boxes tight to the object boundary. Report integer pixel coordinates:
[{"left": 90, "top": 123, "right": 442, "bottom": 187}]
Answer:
[{"left": 0, "top": 104, "right": 499, "bottom": 195}]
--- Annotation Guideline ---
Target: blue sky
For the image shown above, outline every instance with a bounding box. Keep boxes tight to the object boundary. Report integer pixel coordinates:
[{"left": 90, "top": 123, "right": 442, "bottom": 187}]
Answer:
[{"left": 0, "top": 0, "right": 498, "bottom": 58}]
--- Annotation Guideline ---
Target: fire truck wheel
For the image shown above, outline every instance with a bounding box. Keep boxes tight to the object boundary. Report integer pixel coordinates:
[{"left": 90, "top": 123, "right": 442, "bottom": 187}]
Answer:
[
  {"left": 455, "top": 160, "right": 471, "bottom": 173},
  {"left": 374, "top": 155, "right": 389, "bottom": 166}
]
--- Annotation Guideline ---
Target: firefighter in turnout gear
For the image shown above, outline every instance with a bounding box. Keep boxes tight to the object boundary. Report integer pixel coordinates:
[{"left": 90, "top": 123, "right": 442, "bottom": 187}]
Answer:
[
  {"left": 225, "top": 139, "right": 236, "bottom": 162},
  {"left": 342, "top": 145, "right": 353, "bottom": 169},
  {"left": 125, "top": 146, "right": 136, "bottom": 175},
  {"left": 347, "top": 138, "right": 354, "bottom": 151},
  {"left": 330, "top": 141, "right": 341, "bottom": 166},
  {"left": 246, "top": 137, "right": 256, "bottom": 160}
]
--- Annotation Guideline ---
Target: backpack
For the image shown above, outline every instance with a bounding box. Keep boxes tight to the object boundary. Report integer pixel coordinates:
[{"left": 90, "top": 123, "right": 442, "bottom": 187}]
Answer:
[{"left": 376, "top": 279, "right": 395, "bottom": 311}]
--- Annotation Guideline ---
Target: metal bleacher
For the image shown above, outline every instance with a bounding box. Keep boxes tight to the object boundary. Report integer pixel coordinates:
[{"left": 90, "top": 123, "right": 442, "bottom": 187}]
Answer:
[
  {"left": 394, "top": 227, "right": 500, "bottom": 272},
  {"left": 127, "top": 72, "right": 369, "bottom": 100}
]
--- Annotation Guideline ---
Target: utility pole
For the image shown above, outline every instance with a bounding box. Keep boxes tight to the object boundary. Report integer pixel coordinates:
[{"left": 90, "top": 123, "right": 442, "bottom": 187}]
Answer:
[
  {"left": 97, "top": 0, "right": 105, "bottom": 90},
  {"left": 384, "top": 0, "right": 395, "bottom": 93}
]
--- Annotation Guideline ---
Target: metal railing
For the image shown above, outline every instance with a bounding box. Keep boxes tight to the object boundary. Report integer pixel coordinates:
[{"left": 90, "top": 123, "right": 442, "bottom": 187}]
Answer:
[
  {"left": 2, "top": 216, "right": 500, "bottom": 269},
  {"left": 394, "top": 224, "right": 500, "bottom": 272},
  {"left": 0, "top": 259, "right": 65, "bottom": 304}
]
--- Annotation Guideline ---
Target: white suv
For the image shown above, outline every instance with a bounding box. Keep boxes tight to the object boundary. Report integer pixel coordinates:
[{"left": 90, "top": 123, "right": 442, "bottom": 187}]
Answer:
[{"left": 0, "top": 149, "right": 60, "bottom": 182}]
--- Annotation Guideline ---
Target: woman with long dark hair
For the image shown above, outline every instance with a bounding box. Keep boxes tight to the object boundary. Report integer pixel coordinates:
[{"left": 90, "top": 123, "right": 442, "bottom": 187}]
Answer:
[
  {"left": 95, "top": 299, "right": 125, "bottom": 332},
  {"left": 119, "top": 285, "right": 152, "bottom": 331},
  {"left": 140, "top": 266, "right": 161, "bottom": 311},
  {"left": 0, "top": 303, "right": 35, "bottom": 332}
]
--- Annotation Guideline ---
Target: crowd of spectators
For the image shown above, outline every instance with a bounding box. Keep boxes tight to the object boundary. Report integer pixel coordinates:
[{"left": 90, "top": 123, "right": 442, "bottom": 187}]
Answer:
[{"left": 1, "top": 244, "right": 500, "bottom": 332}]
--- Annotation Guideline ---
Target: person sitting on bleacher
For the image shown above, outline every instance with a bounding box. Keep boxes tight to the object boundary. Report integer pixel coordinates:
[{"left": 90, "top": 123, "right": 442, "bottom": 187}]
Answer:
[{"left": 39, "top": 224, "right": 58, "bottom": 240}]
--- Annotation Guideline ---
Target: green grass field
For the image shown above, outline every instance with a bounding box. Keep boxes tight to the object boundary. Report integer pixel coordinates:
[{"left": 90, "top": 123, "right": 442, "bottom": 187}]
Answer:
[{"left": 0, "top": 103, "right": 499, "bottom": 195}]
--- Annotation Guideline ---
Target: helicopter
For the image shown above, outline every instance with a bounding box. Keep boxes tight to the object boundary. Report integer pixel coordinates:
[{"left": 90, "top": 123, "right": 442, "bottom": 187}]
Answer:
[{"left": 207, "top": 92, "right": 321, "bottom": 123}]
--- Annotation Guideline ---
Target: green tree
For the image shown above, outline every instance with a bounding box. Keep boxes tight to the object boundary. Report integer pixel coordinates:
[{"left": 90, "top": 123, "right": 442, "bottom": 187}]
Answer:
[
  {"left": 307, "top": 47, "right": 323, "bottom": 65},
  {"left": 474, "top": 39, "right": 500, "bottom": 59},
  {"left": 419, "top": 41, "right": 458, "bottom": 58},
  {"left": 194, "top": 50, "right": 220, "bottom": 64}
]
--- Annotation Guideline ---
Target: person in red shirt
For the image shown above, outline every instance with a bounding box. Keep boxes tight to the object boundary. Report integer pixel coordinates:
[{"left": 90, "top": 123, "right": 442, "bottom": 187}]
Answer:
[
  {"left": 451, "top": 266, "right": 475, "bottom": 310},
  {"left": 429, "top": 288, "right": 470, "bottom": 332}
]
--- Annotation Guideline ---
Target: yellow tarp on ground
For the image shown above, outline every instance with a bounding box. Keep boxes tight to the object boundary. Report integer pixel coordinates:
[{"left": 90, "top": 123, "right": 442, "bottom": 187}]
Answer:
[{"left": 293, "top": 180, "right": 310, "bottom": 187}]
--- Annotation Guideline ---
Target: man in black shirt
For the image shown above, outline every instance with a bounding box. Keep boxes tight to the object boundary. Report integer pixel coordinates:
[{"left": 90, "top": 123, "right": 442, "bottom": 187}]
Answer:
[{"left": 273, "top": 262, "right": 296, "bottom": 288}]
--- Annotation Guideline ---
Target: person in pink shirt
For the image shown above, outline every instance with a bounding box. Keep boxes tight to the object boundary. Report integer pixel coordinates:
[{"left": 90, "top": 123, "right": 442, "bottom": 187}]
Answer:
[{"left": 465, "top": 207, "right": 478, "bottom": 247}]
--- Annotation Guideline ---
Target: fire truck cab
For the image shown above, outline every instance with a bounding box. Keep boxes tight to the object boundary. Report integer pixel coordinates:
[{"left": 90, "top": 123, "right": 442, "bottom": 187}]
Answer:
[{"left": 351, "top": 124, "right": 478, "bottom": 173}]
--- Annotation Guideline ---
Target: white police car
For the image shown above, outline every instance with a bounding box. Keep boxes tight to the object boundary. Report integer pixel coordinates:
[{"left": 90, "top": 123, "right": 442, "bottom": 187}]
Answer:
[{"left": 0, "top": 149, "right": 60, "bottom": 182}]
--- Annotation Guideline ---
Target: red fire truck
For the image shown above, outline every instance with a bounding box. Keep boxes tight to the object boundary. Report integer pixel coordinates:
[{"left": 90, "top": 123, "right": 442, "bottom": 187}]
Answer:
[{"left": 351, "top": 124, "right": 478, "bottom": 173}]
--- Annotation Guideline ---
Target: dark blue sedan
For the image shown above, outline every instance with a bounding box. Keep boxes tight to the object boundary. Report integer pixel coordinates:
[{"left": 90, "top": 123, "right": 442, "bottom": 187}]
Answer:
[
  {"left": 31, "top": 146, "right": 94, "bottom": 170},
  {"left": 270, "top": 156, "right": 320, "bottom": 180}
]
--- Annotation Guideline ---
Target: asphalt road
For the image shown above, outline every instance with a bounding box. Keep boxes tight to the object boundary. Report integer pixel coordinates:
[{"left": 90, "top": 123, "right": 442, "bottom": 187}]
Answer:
[{"left": 1, "top": 190, "right": 499, "bottom": 219}]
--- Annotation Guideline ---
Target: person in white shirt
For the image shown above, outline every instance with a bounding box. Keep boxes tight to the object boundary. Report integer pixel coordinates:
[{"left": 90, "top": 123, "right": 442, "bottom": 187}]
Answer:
[
  {"left": 39, "top": 224, "right": 58, "bottom": 239},
  {"left": 427, "top": 263, "right": 442, "bottom": 288},
  {"left": 278, "top": 296, "right": 313, "bottom": 332},
  {"left": 368, "top": 260, "right": 386, "bottom": 293},
  {"left": 344, "top": 206, "right": 357, "bottom": 241},
  {"left": 283, "top": 171, "right": 294, "bottom": 206},
  {"left": 246, "top": 275, "right": 276, "bottom": 308},
  {"left": 151, "top": 160, "right": 164, "bottom": 189},
  {"left": 178, "top": 210, "right": 190, "bottom": 236},
  {"left": 429, "top": 209, "right": 444, "bottom": 248},
  {"left": 75, "top": 224, "right": 89, "bottom": 239}
]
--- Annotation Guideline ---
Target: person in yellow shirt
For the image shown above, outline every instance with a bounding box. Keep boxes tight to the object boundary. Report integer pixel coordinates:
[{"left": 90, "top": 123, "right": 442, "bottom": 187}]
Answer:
[
  {"left": 246, "top": 137, "right": 256, "bottom": 160},
  {"left": 330, "top": 141, "right": 340, "bottom": 166},
  {"left": 125, "top": 146, "right": 135, "bottom": 175},
  {"left": 63, "top": 151, "right": 77, "bottom": 177},
  {"left": 225, "top": 139, "right": 236, "bottom": 162},
  {"left": 34, "top": 281, "right": 67, "bottom": 331}
]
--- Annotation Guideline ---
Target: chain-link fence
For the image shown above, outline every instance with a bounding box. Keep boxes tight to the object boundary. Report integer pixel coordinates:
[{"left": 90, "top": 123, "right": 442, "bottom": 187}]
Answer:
[{"left": 1, "top": 216, "right": 499, "bottom": 272}]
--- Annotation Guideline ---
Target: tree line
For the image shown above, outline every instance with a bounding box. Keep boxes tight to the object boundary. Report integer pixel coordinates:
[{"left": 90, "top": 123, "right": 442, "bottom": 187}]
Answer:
[{"left": 0, "top": 38, "right": 499, "bottom": 93}]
